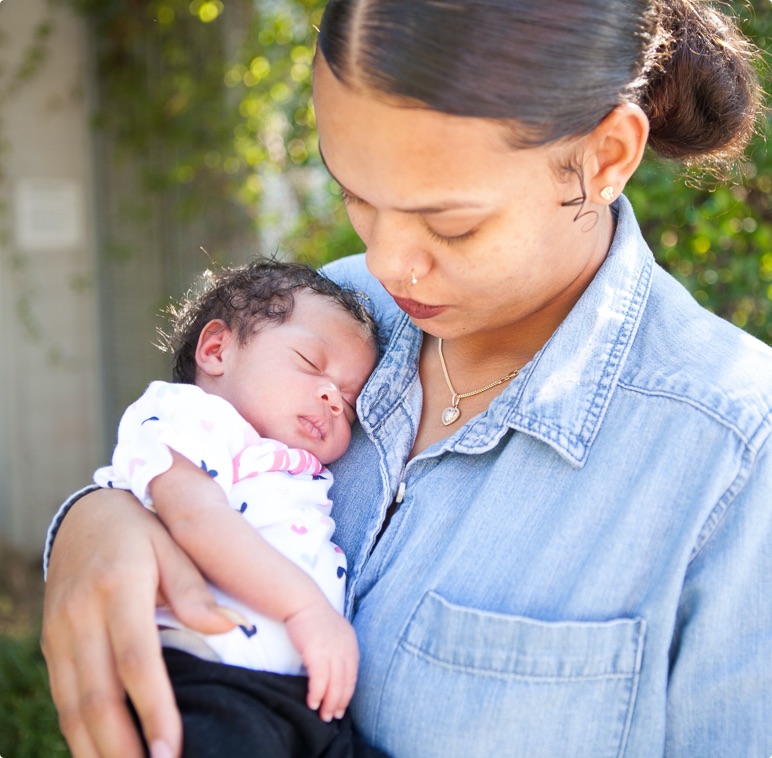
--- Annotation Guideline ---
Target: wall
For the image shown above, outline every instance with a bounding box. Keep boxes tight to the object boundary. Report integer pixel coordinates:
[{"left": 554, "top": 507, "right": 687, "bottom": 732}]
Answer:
[{"left": 0, "top": 0, "right": 103, "bottom": 555}]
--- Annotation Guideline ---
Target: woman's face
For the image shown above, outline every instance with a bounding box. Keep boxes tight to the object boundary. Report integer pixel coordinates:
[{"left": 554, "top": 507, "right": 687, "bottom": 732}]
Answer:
[{"left": 313, "top": 56, "right": 613, "bottom": 349}]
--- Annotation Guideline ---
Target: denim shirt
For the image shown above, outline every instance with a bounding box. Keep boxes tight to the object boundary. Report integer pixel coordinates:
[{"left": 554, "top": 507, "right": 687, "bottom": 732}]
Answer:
[
  {"left": 322, "top": 196, "right": 772, "bottom": 757},
  {"left": 46, "top": 198, "right": 772, "bottom": 757}
]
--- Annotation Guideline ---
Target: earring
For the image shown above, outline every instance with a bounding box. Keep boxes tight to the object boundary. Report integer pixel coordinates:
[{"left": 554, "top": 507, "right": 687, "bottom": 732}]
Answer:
[
  {"left": 410, "top": 269, "right": 418, "bottom": 286},
  {"left": 600, "top": 185, "right": 615, "bottom": 202}
]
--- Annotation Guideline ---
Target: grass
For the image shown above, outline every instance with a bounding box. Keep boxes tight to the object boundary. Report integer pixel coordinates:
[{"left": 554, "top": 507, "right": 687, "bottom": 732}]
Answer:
[
  {"left": 0, "top": 632, "right": 69, "bottom": 756},
  {"left": 0, "top": 542, "right": 68, "bottom": 755}
]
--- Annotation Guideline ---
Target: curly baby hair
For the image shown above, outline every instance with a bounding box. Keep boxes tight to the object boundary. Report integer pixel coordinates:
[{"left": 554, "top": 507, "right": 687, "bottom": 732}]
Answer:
[{"left": 163, "top": 258, "right": 378, "bottom": 385}]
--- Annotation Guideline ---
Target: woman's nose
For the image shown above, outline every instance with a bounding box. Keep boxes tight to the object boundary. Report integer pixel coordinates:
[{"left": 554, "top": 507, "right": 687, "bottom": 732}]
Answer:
[
  {"left": 318, "top": 383, "right": 343, "bottom": 416},
  {"left": 365, "top": 212, "right": 430, "bottom": 286}
]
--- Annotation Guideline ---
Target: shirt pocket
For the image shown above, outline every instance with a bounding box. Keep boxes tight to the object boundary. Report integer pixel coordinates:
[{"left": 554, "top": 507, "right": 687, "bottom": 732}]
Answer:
[{"left": 374, "top": 591, "right": 645, "bottom": 758}]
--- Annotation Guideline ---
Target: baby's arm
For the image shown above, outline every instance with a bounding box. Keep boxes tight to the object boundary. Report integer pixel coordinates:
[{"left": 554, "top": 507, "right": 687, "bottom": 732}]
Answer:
[{"left": 149, "top": 451, "right": 358, "bottom": 722}]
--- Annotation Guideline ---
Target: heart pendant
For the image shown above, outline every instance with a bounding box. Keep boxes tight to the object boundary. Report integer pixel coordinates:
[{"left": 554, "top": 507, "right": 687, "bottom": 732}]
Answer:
[{"left": 441, "top": 406, "right": 460, "bottom": 426}]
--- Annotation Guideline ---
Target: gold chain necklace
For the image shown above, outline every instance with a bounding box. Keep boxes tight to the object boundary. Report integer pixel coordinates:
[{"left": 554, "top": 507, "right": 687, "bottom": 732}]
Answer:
[{"left": 437, "top": 338, "right": 521, "bottom": 426}]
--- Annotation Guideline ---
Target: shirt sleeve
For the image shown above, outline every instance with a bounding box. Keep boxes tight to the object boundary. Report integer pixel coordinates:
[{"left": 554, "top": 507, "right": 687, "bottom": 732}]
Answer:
[
  {"left": 97, "top": 381, "right": 250, "bottom": 506},
  {"left": 666, "top": 419, "right": 772, "bottom": 755},
  {"left": 42, "top": 484, "right": 101, "bottom": 580}
]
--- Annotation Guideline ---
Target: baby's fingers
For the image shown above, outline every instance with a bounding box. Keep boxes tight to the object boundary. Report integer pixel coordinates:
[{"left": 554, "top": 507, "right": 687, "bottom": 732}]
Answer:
[
  {"left": 286, "top": 603, "right": 359, "bottom": 721},
  {"left": 337, "top": 652, "right": 358, "bottom": 718},
  {"left": 305, "top": 657, "right": 333, "bottom": 719},
  {"left": 321, "top": 650, "right": 358, "bottom": 722}
]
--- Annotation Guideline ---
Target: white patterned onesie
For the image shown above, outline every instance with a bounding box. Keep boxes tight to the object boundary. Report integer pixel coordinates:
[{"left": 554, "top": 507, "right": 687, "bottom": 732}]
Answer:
[{"left": 94, "top": 380, "right": 347, "bottom": 675}]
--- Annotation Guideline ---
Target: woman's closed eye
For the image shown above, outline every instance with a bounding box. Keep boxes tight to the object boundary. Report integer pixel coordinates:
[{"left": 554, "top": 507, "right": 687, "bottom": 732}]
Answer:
[
  {"left": 339, "top": 185, "right": 478, "bottom": 245},
  {"left": 339, "top": 187, "right": 365, "bottom": 206},
  {"left": 425, "top": 225, "right": 478, "bottom": 245}
]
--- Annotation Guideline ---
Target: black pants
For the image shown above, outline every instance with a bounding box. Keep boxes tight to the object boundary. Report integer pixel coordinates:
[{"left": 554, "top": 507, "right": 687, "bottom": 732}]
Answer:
[{"left": 131, "top": 648, "right": 388, "bottom": 758}]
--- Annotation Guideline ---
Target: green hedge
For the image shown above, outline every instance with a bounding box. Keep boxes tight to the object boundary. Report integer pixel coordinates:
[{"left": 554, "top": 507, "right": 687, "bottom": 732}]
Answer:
[
  {"left": 66, "top": 0, "right": 770, "bottom": 341},
  {"left": 0, "top": 633, "right": 68, "bottom": 756}
]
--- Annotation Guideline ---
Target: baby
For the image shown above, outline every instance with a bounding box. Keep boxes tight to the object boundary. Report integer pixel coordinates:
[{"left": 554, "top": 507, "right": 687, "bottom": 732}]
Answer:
[{"left": 94, "top": 259, "right": 380, "bottom": 755}]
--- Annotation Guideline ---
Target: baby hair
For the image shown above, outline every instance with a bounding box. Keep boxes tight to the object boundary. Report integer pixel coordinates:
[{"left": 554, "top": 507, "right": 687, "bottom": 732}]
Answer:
[{"left": 164, "top": 257, "right": 378, "bottom": 385}]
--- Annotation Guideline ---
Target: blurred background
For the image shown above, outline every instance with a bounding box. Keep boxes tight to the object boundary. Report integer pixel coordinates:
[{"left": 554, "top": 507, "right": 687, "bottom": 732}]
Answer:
[{"left": 0, "top": 0, "right": 769, "bottom": 753}]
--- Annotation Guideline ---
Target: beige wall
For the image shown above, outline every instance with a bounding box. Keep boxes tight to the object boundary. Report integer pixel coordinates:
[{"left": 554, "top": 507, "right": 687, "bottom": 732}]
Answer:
[{"left": 0, "top": 0, "right": 103, "bottom": 555}]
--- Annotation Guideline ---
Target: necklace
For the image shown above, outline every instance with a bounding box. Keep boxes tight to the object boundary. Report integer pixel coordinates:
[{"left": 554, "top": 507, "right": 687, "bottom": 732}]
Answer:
[{"left": 437, "top": 338, "right": 520, "bottom": 426}]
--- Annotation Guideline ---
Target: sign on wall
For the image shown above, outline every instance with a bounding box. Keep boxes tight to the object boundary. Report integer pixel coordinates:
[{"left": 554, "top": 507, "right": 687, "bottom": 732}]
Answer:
[{"left": 13, "top": 178, "right": 83, "bottom": 252}]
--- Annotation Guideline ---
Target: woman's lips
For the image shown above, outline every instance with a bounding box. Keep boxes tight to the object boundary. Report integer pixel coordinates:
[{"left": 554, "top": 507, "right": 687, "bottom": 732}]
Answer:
[{"left": 391, "top": 296, "right": 447, "bottom": 320}]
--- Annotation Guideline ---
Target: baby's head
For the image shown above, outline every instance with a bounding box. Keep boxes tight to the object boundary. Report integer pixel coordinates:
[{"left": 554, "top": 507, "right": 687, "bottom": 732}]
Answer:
[{"left": 165, "top": 259, "right": 378, "bottom": 463}]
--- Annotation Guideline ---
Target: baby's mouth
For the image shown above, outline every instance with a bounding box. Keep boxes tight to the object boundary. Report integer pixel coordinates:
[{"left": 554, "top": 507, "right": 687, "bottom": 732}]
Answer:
[{"left": 299, "top": 415, "right": 326, "bottom": 441}]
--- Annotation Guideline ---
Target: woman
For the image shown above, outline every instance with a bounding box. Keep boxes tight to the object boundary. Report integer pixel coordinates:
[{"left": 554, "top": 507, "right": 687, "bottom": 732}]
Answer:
[{"left": 42, "top": 1, "right": 771, "bottom": 756}]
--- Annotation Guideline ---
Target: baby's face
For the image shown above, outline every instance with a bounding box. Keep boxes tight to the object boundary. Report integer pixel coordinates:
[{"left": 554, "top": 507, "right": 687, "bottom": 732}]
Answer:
[{"left": 214, "top": 291, "right": 377, "bottom": 464}]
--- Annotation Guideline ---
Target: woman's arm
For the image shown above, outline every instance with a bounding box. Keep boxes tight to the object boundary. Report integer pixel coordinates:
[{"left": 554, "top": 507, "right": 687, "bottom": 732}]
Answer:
[
  {"left": 666, "top": 431, "right": 772, "bottom": 754},
  {"left": 41, "top": 488, "right": 235, "bottom": 758}
]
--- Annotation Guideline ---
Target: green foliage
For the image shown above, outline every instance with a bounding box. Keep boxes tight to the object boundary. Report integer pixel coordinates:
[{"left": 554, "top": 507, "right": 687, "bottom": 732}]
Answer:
[
  {"left": 627, "top": 154, "right": 772, "bottom": 340},
  {"left": 0, "top": 8, "right": 57, "bottom": 348},
  {"left": 627, "top": 0, "right": 772, "bottom": 342},
  {"left": 65, "top": 0, "right": 771, "bottom": 341},
  {"left": 0, "top": 633, "right": 68, "bottom": 757},
  {"left": 62, "top": 0, "right": 365, "bottom": 268}
]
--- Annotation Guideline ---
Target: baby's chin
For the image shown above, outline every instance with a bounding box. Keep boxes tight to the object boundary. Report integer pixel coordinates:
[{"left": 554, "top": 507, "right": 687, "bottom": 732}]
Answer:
[
  {"left": 313, "top": 446, "right": 342, "bottom": 466},
  {"left": 313, "top": 440, "right": 349, "bottom": 467}
]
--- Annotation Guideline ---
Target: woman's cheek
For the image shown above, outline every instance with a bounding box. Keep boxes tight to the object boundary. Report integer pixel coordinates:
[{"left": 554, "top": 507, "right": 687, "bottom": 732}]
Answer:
[{"left": 345, "top": 206, "right": 374, "bottom": 246}]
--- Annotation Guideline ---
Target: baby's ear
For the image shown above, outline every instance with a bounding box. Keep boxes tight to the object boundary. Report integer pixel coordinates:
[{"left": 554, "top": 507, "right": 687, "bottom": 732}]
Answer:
[{"left": 195, "top": 319, "right": 232, "bottom": 377}]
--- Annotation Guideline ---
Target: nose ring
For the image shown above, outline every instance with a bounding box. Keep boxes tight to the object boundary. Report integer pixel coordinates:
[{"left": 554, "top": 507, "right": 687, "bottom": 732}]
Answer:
[{"left": 410, "top": 269, "right": 418, "bottom": 286}]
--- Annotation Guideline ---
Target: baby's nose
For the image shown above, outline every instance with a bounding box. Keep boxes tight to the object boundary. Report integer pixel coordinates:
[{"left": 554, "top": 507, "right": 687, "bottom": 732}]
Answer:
[{"left": 318, "top": 383, "right": 343, "bottom": 416}]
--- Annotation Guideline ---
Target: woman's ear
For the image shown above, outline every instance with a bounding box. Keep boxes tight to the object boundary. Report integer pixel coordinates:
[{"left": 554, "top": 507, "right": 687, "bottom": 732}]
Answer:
[
  {"left": 586, "top": 103, "right": 649, "bottom": 205},
  {"left": 195, "top": 319, "right": 232, "bottom": 377}
]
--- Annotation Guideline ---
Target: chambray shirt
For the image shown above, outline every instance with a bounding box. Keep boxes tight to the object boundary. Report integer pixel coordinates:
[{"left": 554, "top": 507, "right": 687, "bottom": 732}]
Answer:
[
  {"left": 46, "top": 197, "right": 772, "bottom": 757},
  {"left": 322, "top": 196, "right": 772, "bottom": 757}
]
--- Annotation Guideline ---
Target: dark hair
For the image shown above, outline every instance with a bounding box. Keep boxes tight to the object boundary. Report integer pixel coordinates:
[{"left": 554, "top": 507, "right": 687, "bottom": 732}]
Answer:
[
  {"left": 163, "top": 258, "right": 378, "bottom": 384},
  {"left": 318, "top": 0, "right": 762, "bottom": 170}
]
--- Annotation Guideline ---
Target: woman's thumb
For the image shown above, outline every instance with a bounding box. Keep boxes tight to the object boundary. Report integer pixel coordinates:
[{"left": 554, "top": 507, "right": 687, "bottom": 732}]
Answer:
[{"left": 153, "top": 535, "right": 237, "bottom": 635}]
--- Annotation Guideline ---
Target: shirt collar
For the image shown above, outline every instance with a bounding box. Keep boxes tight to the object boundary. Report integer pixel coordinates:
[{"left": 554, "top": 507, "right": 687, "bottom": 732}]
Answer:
[
  {"left": 359, "top": 195, "right": 654, "bottom": 469},
  {"left": 452, "top": 194, "right": 654, "bottom": 467}
]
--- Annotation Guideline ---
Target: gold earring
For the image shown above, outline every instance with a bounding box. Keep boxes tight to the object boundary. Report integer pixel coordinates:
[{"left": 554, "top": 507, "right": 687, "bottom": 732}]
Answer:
[
  {"left": 600, "top": 186, "right": 615, "bottom": 202},
  {"left": 411, "top": 269, "right": 418, "bottom": 286}
]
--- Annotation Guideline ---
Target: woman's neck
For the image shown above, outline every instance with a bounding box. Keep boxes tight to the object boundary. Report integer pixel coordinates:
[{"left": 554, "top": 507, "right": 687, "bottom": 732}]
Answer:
[{"left": 408, "top": 211, "right": 616, "bottom": 457}]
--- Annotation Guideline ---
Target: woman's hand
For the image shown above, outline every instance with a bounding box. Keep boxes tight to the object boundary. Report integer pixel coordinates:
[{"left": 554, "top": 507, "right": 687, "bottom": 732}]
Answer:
[{"left": 41, "top": 489, "right": 235, "bottom": 758}]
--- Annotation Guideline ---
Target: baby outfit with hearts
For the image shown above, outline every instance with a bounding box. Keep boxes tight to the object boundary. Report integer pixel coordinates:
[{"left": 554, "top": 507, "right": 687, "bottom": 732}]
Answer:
[{"left": 94, "top": 380, "right": 347, "bottom": 674}]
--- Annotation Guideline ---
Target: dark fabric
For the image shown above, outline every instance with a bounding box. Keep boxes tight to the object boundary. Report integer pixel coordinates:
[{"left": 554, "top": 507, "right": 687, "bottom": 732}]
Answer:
[{"left": 130, "top": 648, "right": 388, "bottom": 758}]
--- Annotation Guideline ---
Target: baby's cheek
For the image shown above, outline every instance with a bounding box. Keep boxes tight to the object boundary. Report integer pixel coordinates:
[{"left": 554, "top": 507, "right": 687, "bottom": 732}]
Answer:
[{"left": 328, "top": 425, "right": 352, "bottom": 464}]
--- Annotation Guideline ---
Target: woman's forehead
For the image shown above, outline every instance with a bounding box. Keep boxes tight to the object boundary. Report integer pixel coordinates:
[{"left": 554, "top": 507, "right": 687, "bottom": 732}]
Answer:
[
  {"left": 318, "top": 62, "right": 509, "bottom": 161},
  {"left": 314, "top": 56, "right": 570, "bottom": 207}
]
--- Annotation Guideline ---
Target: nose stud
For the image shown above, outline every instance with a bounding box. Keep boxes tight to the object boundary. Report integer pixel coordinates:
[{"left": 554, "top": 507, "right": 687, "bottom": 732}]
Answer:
[{"left": 410, "top": 269, "right": 418, "bottom": 286}]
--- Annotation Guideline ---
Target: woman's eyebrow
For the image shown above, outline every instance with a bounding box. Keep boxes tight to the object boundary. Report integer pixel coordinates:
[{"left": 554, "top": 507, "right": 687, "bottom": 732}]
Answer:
[{"left": 318, "top": 143, "right": 487, "bottom": 215}]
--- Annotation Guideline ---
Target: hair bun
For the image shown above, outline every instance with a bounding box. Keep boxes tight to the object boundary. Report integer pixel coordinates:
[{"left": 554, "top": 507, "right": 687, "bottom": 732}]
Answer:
[{"left": 641, "top": 0, "right": 761, "bottom": 170}]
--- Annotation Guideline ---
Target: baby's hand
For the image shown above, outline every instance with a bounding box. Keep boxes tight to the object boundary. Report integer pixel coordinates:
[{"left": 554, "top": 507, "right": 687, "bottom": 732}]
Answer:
[{"left": 284, "top": 600, "right": 359, "bottom": 722}]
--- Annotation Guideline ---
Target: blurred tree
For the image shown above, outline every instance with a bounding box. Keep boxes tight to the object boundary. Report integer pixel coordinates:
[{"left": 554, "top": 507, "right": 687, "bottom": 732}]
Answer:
[
  {"left": 627, "top": 0, "right": 771, "bottom": 341},
  {"left": 66, "top": 0, "right": 771, "bottom": 341}
]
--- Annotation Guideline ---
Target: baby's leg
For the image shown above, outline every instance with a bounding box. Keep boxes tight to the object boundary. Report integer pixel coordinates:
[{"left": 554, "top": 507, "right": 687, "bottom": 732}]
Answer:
[{"left": 155, "top": 649, "right": 382, "bottom": 757}]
